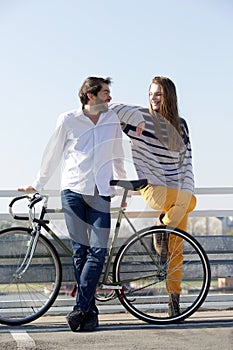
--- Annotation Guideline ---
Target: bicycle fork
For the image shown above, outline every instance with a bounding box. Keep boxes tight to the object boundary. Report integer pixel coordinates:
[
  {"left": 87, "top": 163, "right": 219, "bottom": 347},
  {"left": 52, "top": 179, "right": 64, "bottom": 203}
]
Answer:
[{"left": 13, "top": 226, "right": 40, "bottom": 280}]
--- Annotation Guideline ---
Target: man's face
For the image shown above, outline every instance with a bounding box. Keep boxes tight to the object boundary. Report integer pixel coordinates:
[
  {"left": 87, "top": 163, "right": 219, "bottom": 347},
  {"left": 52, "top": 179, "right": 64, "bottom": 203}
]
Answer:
[
  {"left": 89, "top": 83, "right": 112, "bottom": 112},
  {"left": 96, "top": 83, "right": 112, "bottom": 104}
]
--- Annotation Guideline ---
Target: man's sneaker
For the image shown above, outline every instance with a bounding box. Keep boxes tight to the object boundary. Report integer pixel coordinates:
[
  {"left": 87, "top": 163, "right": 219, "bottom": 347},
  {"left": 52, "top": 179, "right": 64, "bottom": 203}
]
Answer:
[
  {"left": 80, "top": 310, "right": 99, "bottom": 331},
  {"left": 66, "top": 309, "right": 86, "bottom": 332},
  {"left": 168, "top": 294, "right": 180, "bottom": 317}
]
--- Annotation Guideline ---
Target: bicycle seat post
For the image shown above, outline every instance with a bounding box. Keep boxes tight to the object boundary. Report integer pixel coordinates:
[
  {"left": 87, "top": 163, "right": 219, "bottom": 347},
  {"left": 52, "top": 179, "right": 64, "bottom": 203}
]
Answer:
[{"left": 120, "top": 188, "right": 129, "bottom": 209}]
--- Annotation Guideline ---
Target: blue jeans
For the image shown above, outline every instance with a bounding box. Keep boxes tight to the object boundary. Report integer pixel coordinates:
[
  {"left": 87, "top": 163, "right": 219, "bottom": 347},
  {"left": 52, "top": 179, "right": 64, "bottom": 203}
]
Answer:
[{"left": 61, "top": 189, "right": 111, "bottom": 312}]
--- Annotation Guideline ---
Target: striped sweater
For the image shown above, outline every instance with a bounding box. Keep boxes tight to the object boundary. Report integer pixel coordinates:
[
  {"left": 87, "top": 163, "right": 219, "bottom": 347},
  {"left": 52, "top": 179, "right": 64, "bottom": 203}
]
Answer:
[{"left": 110, "top": 103, "right": 195, "bottom": 194}]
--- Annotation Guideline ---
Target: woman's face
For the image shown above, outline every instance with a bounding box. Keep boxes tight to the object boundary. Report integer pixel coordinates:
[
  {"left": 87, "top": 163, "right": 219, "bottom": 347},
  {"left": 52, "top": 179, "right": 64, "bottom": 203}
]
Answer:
[{"left": 149, "top": 83, "right": 162, "bottom": 112}]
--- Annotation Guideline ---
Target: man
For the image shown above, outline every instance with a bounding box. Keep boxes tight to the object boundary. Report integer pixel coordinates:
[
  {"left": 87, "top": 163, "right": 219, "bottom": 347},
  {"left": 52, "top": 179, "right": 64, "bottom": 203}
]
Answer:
[{"left": 18, "top": 77, "right": 127, "bottom": 331}]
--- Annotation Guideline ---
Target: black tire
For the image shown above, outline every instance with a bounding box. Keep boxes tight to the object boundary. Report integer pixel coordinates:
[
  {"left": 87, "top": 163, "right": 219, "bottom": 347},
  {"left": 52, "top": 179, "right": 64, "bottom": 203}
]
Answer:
[
  {"left": 0, "top": 227, "right": 62, "bottom": 325},
  {"left": 113, "top": 226, "right": 211, "bottom": 324}
]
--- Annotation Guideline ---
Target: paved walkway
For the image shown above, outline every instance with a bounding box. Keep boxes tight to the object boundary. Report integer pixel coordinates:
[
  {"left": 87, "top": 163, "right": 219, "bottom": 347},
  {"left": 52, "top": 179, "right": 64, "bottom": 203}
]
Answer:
[{"left": 0, "top": 310, "right": 233, "bottom": 350}]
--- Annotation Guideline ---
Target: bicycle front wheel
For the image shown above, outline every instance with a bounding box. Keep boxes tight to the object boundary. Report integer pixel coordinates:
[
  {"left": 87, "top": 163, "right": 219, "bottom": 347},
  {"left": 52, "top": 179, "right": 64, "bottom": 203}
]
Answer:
[
  {"left": 113, "top": 226, "right": 211, "bottom": 324},
  {"left": 0, "top": 227, "right": 62, "bottom": 325}
]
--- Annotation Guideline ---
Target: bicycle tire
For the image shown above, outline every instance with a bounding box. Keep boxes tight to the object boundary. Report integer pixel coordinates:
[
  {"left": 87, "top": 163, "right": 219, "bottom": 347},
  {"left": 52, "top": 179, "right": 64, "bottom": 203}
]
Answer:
[
  {"left": 113, "top": 226, "right": 211, "bottom": 324},
  {"left": 0, "top": 226, "right": 62, "bottom": 325}
]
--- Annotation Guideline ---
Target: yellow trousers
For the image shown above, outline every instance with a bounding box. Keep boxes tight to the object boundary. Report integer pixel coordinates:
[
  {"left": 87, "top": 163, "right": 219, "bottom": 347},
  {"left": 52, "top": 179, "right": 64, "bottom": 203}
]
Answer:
[{"left": 140, "top": 185, "right": 197, "bottom": 294}]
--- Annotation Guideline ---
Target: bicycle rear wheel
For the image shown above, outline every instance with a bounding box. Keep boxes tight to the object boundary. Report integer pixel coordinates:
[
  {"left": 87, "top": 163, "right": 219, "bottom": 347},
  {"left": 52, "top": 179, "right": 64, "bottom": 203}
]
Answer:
[
  {"left": 0, "top": 227, "right": 62, "bottom": 325},
  {"left": 113, "top": 226, "right": 211, "bottom": 324}
]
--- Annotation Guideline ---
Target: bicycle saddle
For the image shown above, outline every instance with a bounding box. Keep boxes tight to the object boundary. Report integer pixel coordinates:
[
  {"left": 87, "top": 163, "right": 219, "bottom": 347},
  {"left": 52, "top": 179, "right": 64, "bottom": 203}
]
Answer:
[{"left": 110, "top": 179, "right": 148, "bottom": 191}]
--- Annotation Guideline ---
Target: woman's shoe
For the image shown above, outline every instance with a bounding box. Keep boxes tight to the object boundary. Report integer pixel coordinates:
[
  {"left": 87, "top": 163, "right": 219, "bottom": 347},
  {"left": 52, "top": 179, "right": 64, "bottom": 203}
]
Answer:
[{"left": 168, "top": 294, "right": 180, "bottom": 317}]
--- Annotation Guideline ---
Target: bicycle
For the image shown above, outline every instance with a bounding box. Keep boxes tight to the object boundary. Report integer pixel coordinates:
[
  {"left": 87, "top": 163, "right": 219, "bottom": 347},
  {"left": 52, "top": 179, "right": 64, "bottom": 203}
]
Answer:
[{"left": 0, "top": 179, "right": 211, "bottom": 326}]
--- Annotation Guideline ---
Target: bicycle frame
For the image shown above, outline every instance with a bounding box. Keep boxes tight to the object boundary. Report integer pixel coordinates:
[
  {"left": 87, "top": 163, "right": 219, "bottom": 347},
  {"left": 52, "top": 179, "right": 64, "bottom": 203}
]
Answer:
[
  {"left": 100, "top": 188, "right": 160, "bottom": 289},
  {"left": 9, "top": 185, "right": 159, "bottom": 292}
]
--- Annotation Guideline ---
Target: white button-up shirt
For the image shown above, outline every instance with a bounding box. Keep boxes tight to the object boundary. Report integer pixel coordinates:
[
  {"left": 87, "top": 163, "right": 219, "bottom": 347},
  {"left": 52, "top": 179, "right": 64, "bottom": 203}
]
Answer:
[{"left": 32, "top": 108, "right": 127, "bottom": 196}]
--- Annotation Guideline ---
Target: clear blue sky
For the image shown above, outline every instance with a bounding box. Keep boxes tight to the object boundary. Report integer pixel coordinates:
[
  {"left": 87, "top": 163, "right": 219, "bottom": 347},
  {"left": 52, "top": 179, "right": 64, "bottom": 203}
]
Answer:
[{"left": 1, "top": 0, "right": 233, "bottom": 191}]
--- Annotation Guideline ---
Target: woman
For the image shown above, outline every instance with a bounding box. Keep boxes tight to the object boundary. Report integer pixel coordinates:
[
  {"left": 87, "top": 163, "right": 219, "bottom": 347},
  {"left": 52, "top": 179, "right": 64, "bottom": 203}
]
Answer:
[{"left": 112, "top": 76, "right": 196, "bottom": 316}]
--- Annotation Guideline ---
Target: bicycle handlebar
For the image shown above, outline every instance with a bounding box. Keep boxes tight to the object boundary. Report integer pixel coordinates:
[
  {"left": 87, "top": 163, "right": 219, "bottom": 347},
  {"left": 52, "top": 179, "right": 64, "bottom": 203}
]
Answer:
[
  {"left": 28, "top": 194, "right": 43, "bottom": 209},
  {"left": 9, "top": 193, "right": 44, "bottom": 221}
]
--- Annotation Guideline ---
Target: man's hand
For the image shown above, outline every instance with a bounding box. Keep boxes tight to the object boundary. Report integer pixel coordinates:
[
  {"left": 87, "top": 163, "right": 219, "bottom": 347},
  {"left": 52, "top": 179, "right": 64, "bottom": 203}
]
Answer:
[
  {"left": 136, "top": 122, "right": 145, "bottom": 136},
  {"left": 17, "top": 186, "right": 37, "bottom": 193}
]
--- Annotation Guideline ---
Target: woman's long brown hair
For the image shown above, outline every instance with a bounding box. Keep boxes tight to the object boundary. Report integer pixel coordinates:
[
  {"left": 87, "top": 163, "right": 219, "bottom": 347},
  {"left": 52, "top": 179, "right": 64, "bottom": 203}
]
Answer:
[
  {"left": 149, "top": 76, "right": 184, "bottom": 152},
  {"left": 149, "top": 76, "right": 181, "bottom": 134}
]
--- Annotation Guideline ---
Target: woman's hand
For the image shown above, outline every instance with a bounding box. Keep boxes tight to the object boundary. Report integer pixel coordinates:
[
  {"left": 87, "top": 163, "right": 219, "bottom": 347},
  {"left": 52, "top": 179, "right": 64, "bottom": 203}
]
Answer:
[{"left": 136, "top": 122, "right": 145, "bottom": 136}]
